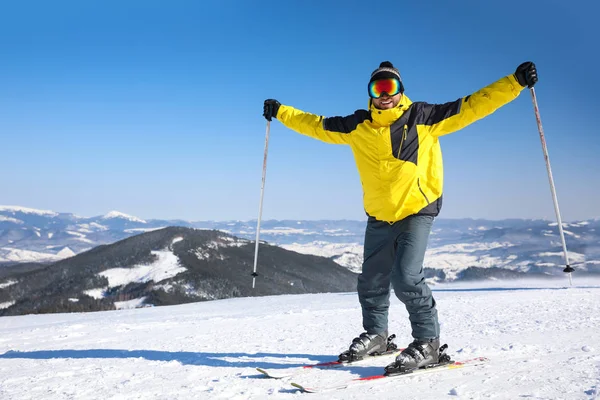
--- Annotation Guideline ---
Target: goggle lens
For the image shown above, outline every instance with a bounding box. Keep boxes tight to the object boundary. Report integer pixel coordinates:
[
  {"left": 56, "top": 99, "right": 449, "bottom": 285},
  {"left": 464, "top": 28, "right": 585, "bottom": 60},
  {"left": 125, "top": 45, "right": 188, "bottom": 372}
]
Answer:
[{"left": 369, "top": 78, "right": 401, "bottom": 98}]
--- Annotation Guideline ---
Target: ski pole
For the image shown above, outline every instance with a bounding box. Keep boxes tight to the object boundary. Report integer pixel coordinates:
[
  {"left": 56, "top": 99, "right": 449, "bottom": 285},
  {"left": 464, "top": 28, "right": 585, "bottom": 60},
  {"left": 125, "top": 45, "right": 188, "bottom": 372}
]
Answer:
[
  {"left": 529, "top": 87, "right": 574, "bottom": 286},
  {"left": 252, "top": 120, "right": 271, "bottom": 289}
]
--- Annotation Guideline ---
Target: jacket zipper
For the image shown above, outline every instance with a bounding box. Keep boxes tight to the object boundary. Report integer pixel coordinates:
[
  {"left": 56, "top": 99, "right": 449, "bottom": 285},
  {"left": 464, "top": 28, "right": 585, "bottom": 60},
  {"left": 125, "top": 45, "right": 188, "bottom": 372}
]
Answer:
[
  {"left": 417, "top": 178, "right": 430, "bottom": 204},
  {"left": 397, "top": 125, "right": 407, "bottom": 159}
]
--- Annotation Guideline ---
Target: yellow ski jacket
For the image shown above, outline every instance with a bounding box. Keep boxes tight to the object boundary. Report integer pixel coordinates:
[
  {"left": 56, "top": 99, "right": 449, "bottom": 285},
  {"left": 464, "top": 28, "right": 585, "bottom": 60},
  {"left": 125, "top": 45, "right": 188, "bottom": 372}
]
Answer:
[{"left": 276, "top": 74, "right": 525, "bottom": 223}]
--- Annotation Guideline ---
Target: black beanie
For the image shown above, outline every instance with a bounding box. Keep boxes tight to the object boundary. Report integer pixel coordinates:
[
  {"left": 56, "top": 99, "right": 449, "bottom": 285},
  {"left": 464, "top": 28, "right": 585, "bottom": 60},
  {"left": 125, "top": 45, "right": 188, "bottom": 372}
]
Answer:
[{"left": 369, "top": 61, "right": 404, "bottom": 93}]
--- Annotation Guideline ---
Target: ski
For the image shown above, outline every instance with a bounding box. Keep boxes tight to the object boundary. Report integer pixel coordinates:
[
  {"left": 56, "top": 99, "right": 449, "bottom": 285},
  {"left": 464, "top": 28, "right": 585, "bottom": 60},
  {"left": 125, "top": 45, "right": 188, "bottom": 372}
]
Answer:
[
  {"left": 256, "top": 348, "right": 402, "bottom": 379},
  {"left": 290, "top": 356, "right": 490, "bottom": 393},
  {"left": 257, "top": 335, "right": 401, "bottom": 379}
]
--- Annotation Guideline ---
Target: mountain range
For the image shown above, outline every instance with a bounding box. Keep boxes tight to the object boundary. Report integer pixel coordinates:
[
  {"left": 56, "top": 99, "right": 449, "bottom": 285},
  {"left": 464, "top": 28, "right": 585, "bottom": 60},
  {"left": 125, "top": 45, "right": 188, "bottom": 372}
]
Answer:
[
  {"left": 0, "top": 226, "right": 357, "bottom": 316},
  {"left": 1, "top": 205, "right": 599, "bottom": 316},
  {"left": 1, "top": 205, "right": 598, "bottom": 279}
]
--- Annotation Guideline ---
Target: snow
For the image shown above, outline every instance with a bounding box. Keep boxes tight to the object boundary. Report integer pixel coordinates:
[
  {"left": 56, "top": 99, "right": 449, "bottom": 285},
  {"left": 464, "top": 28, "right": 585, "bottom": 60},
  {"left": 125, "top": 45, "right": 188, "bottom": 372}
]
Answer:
[
  {"left": 0, "top": 216, "right": 23, "bottom": 224},
  {"left": 115, "top": 297, "right": 148, "bottom": 310},
  {"left": 56, "top": 247, "right": 76, "bottom": 259},
  {"left": 98, "top": 250, "right": 186, "bottom": 288},
  {"left": 0, "top": 279, "right": 17, "bottom": 289},
  {"left": 563, "top": 230, "right": 581, "bottom": 238},
  {"left": 0, "top": 301, "right": 16, "bottom": 309},
  {"left": 322, "top": 229, "right": 354, "bottom": 236},
  {"left": 260, "top": 227, "right": 319, "bottom": 235},
  {"left": 425, "top": 242, "right": 523, "bottom": 279},
  {"left": 282, "top": 241, "right": 362, "bottom": 258},
  {"left": 0, "top": 248, "right": 69, "bottom": 264},
  {"left": 219, "top": 236, "right": 250, "bottom": 247},
  {"left": 281, "top": 242, "right": 364, "bottom": 272},
  {"left": 124, "top": 227, "right": 164, "bottom": 233},
  {"left": 64, "top": 231, "right": 96, "bottom": 244},
  {"left": 195, "top": 248, "right": 221, "bottom": 260},
  {"left": 282, "top": 241, "right": 533, "bottom": 279},
  {"left": 66, "top": 230, "right": 86, "bottom": 238},
  {"left": 0, "top": 205, "right": 58, "bottom": 217},
  {"left": 194, "top": 236, "right": 251, "bottom": 260},
  {"left": 155, "top": 281, "right": 217, "bottom": 299},
  {"left": 84, "top": 288, "right": 105, "bottom": 299},
  {"left": 537, "top": 251, "right": 586, "bottom": 263},
  {"left": 102, "top": 211, "right": 147, "bottom": 224},
  {"left": 332, "top": 252, "right": 363, "bottom": 273},
  {"left": 90, "top": 222, "right": 109, "bottom": 230},
  {"left": 71, "top": 222, "right": 110, "bottom": 233},
  {"left": 0, "top": 279, "right": 598, "bottom": 399}
]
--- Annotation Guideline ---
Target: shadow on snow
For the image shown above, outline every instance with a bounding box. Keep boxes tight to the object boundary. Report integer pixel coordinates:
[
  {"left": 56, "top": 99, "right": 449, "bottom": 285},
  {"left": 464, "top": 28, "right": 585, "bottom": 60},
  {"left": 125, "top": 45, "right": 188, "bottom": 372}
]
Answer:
[
  {"left": 0, "top": 349, "right": 339, "bottom": 370},
  {"left": 431, "top": 285, "right": 600, "bottom": 293}
]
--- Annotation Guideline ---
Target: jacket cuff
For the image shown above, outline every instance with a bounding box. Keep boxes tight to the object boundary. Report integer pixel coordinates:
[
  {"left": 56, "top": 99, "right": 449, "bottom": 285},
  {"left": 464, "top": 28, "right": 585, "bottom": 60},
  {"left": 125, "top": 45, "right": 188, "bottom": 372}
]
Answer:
[{"left": 508, "top": 73, "right": 526, "bottom": 93}]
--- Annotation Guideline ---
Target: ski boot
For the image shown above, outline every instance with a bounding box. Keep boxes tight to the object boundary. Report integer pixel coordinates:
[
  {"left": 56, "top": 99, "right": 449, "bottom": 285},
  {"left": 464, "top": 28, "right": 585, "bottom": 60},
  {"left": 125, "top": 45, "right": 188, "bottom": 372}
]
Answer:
[
  {"left": 338, "top": 332, "right": 397, "bottom": 362},
  {"left": 384, "top": 338, "right": 452, "bottom": 375}
]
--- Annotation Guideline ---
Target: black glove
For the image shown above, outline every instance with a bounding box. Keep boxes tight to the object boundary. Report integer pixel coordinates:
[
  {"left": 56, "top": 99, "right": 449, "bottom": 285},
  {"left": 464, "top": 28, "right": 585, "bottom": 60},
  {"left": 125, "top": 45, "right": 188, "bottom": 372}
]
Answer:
[
  {"left": 263, "top": 99, "right": 281, "bottom": 121},
  {"left": 514, "top": 62, "right": 538, "bottom": 88}
]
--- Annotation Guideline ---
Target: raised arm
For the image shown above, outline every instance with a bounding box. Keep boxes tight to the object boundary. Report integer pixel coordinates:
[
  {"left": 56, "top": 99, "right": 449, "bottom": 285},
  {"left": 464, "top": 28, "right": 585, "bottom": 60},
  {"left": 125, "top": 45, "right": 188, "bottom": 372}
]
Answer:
[
  {"left": 417, "top": 62, "right": 537, "bottom": 137},
  {"left": 263, "top": 99, "right": 354, "bottom": 145}
]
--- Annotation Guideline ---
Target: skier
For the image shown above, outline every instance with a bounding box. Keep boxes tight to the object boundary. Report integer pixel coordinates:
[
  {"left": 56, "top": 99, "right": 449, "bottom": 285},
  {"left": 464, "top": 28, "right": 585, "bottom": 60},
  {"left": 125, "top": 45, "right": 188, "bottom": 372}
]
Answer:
[{"left": 262, "top": 61, "right": 538, "bottom": 372}]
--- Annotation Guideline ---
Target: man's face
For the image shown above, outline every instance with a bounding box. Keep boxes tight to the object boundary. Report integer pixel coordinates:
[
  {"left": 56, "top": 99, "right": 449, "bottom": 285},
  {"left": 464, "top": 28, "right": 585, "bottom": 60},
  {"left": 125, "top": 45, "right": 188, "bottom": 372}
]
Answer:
[{"left": 372, "top": 93, "right": 402, "bottom": 110}]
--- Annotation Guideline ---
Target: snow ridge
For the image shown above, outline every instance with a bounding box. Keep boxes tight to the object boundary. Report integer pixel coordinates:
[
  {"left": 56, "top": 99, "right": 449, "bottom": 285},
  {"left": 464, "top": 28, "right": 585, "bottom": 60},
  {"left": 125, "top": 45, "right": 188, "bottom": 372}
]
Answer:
[
  {"left": 101, "top": 211, "right": 147, "bottom": 224},
  {"left": 0, "top": 216, "right": 24, "bottom": 224},
  {"left": 0, "top": 206, "right": 58, "bottom": 217}
]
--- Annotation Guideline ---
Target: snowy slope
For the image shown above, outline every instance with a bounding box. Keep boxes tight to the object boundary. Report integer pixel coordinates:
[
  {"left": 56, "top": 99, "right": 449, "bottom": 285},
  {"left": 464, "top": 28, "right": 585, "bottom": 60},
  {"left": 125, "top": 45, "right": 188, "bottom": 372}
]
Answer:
[{"left": 1, "top": 279, "right": 599, "bottom": 399}]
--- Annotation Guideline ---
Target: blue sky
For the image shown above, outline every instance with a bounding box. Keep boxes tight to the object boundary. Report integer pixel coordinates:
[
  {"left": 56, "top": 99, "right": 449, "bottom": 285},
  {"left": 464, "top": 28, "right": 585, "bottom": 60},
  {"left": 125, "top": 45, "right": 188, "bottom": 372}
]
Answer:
[{"left": 1, "top": 0, "right": 598, "bottom": 222}]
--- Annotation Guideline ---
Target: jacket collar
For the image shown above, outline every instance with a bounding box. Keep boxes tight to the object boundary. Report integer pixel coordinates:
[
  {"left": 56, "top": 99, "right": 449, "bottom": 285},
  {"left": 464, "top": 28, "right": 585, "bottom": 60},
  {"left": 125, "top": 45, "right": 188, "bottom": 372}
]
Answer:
[{"left": 369, "top": 94, "right": 412, "bottom": 126}]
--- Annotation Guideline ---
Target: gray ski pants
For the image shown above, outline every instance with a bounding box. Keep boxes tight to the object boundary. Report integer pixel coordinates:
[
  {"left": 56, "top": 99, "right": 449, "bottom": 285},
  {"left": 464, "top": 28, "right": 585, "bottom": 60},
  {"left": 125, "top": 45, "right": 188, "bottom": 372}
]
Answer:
[{"left": 358, "top": 214, "right": 440, "bottom": 340}]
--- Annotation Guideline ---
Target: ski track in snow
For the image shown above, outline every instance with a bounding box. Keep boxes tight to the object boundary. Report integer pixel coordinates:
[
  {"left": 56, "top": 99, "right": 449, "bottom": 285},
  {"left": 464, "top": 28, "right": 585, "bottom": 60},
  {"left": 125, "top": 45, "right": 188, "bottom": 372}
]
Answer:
[{"left": 0, "top": 280, "right": 599, "bottom": 399}]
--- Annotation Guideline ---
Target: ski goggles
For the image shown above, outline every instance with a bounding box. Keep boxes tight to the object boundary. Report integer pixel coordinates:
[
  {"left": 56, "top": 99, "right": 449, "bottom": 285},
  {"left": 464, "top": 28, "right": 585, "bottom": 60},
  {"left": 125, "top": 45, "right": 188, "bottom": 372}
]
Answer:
[{"left": 368, "top": 78, "right": 402, "bottom": 98}]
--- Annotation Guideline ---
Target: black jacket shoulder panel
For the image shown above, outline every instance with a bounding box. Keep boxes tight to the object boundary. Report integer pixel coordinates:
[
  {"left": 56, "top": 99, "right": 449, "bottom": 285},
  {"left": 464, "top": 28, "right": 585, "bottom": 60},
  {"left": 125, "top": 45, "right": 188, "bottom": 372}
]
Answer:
[
  {"left": 323, "top": 109, "right": 372, "bottom": 133},
  {"left": 411, "top": 100, "right": 462, "bottom": 126}
]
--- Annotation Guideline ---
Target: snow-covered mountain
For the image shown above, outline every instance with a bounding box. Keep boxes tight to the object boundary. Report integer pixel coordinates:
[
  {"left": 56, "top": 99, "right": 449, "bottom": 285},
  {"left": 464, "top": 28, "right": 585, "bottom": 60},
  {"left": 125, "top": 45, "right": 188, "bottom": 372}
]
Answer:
[
  {"left": 0, "top": 279, "right": 598, "bottom": 399},
  {"left": 0, "top": 227, "right": 357, "bottom": 316},
  {"left": 0, "top": 206, "right": 173, "bottom": 264},
  {"left": 1, "top": 206, "right": 599, "bottom": 281},
  {"left": 283, "top": 219, "right": 600, "bottom": 281},
  {"left": 101, "top": 211, "right": 147, "bottom": 224}
]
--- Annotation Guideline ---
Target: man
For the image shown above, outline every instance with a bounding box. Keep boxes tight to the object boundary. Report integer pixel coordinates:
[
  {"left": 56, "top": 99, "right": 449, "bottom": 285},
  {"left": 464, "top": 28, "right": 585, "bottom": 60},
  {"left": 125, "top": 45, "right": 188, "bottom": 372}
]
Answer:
[{"left": 262, "top": 61, "right": 538, "bottom": 373}]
